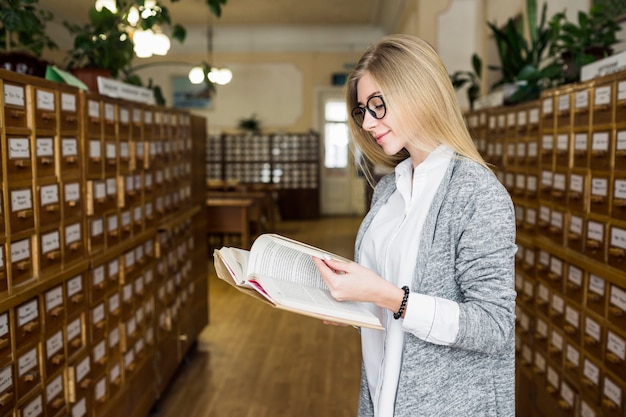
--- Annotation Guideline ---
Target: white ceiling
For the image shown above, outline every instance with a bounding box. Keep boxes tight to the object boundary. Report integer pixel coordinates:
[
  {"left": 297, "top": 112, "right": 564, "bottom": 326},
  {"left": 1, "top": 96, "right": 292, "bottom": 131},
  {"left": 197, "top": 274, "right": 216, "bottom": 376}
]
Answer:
[{"left": 44, "top": 0, "right": 407, "bottom": 33}]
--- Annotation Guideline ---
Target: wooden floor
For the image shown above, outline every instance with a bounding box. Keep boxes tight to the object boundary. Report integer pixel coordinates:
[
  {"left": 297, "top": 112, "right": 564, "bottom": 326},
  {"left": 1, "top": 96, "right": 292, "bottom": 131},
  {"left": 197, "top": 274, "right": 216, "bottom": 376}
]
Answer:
[{"left": 152, "top": 216, "right": 364, "bottom": 417}]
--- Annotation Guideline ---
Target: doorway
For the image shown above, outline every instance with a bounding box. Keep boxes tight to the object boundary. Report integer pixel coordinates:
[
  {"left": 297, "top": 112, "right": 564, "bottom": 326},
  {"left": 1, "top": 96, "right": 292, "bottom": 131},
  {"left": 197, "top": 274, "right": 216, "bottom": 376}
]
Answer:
[{"left": 317, "top": 88, "right": 366, "bottom": 216}]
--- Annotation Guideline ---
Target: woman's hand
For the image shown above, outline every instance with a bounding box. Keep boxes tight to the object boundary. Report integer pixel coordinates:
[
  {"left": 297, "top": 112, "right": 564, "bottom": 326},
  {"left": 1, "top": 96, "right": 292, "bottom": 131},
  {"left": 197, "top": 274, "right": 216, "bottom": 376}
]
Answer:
[{"left": 312, "top": 257, "right": 405, "bottom": 313}]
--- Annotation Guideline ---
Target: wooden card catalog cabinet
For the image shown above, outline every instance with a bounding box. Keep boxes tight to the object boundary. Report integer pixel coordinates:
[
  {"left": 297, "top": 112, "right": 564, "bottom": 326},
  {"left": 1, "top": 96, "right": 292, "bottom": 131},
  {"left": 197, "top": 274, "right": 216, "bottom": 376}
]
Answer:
[
  {"left": 593, "top": 81, "right": 614, "bottom": 126},
  {"left": 554, "top": 133, "right": 571, "bottom": 168},
  {"left": 107, "top": 360, "right": 122, "bottom": 399},
  {"left": 608, "top": 224, "right": 626, "bottom": 269},
  {"left": 44, "top": 329, "right": 65, "bottom": 377},
  {"left": 3, "top": 81, "right": 27, "bottom": 129},
  {"left": 563, "top": 342, "right": 581, "bottom": 382},
  {"left": 87, "top": 216, "right": 105, "bottom": 255},
  {"left": 0, "top": 243, "right": 6, "bottom": 293},
  {"left": 541, "top": 93, "right": 555, "bottom": 130},
  {"left": 608, "top": 283, "right": 626, "bottom": 327},
  {"left": 558, "top": 379, "right": 577, "bottom": 413},
  {"left": 601, "top": 373, "right": 625, "bottom": 417},
  {"left": 66, "top": 273, "right": 86, "bottom": 318},
  {"left": 35, "top": 136, "right": 56, "bottom": 179},
  {"left": 67, "top": 354, "right": 91, "bottom": 402},
  {"left": 91, "top": 339, "right": 107, "bottom": 373},
  {"left": 614, "top": 175, "right": 626, "bottom": 221},
  {"left": 120, "top": 209, "right": 132, "bottom": 241},
  {"left": 59, "top": 137, "right": 81, "bottom": 179},
  {"left": 8, "top": 185, "right": 35, "bottom": 234},
  {"left": 63, "top": 221, "right": 84, "bottom": 266},
  {"left": 92, "top": 373, "right": 108, "bottom": 411},
  {"left": 587, "top": 274, "right": 608, "bottom": 317},
  {"left": 119, "top": 105, "right": 130, "bottom": 138},
  {"left": 87, "top": 180, "right": 107, "bottom": 216},
  {"left": 556, "top": 89, "right": 572, "bottom": 130},
  {"left": 0, "top": 361, "right": 15, "bottom": 415},
  {"left": 105, "top": 211, "right": 119, "bottom": 248},
  {"left": 590, "top": 174, "right": 611, "bottom": 216},
  {"left": 43, "top": 285, "right": 64, "bottom": 332},
  {"left": 88, "top": 263, "right": 107, "bottom": 306},
  {"left": 563, "top": 302, "right": 582, "bottom": 343},
  {"left": 584, "top": 218, "right": 607, "bottom": 262},
  {"left": 6, "top": 135, "right": 33, "bottom": 181},
  {"left": 573, "top": 132, "right": 590, "bottom": 168},
  {"left": 84, "top": 96, "right": 102, "bottom": 136},
  {"left": 90, "top": 302, "right": 106, "bottom": 343},
  {"left": 32, "top": 86, "right": 57, "bottom": 130},
  {"left": 573, "top": 83, "right": 591, "bottom": 128},
  {"left": 60, "top": 90, "right": 78, "bottom": 131},
  {"left": 85, "top": 137, "right": 103, "bottom": 179},
  {"left": 564, "top": 264, "right": 585, "bottom": 305},
  {"left": 15, "top": 345, "right": 40, "bottom": 399},
  {"left": 581, "top": 355, "right": 602, "bottom": 404},
  {"left": 39, "top": 229, "right": 62, "bottom": 274},
  {"left": 605, "top": 329, "right": 626, "bottom": 380},
  {"left": 14, "top": 298, "right": 40, "bottom": 347},
  {"left": 38, "top": 182, "right": 61, "bottom": 226},
  {"left": 103, "top": 100, "right": 116, "bottom": 137},
  {"left": 590, "top": 130, "right": 613, "bottom": 171},
  {"left": 104, "top": 140, "right": 117, "bottom": 176},
  {"left": 0, "top": 312, "right": 10, "bottom": 359},
  {"left": 45, "top": 373, "right": 66, "bottom": 417},
  {"left": 17, "top": 391, "right": 43, "bottom": 417},
  {"left": 66, "top": 315, "right": 85, "bottom": 359},
  {"left": 70, "top": 396, "right": 87, "bottom": 417}
]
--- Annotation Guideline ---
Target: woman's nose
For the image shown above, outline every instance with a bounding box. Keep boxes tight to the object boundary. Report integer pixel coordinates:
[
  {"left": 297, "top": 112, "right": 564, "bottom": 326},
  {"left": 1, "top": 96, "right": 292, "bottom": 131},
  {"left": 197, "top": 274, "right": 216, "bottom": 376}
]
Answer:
[{"left": 361, "top": 110, "right": 378, "bottom": 130}]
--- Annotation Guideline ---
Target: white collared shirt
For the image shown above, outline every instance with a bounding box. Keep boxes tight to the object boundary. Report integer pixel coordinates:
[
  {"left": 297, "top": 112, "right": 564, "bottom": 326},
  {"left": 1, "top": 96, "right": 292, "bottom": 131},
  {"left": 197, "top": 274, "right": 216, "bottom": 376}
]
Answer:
[{"left": 359, "top": 145, "right": 460, "bottom": 417}]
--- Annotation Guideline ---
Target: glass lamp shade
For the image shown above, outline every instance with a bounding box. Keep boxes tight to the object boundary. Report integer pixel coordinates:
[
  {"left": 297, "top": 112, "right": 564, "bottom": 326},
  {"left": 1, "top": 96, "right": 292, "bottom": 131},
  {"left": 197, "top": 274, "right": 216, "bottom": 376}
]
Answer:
[
  {"left": 188, "top": 67, "right": 205, "bottom": 84},
  {"left": 152, "top": 33, "right": 171, "bottom": 56}
]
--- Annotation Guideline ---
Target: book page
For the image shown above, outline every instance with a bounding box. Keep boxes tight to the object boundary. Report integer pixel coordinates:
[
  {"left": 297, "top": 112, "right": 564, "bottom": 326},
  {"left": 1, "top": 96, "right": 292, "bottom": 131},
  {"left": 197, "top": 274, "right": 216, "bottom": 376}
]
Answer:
[
  {"left": 247, "top": 234, "right": 331, "bottom": 289},
  {"left": 217, "top": 247, "right": 251, "bottom": 286},
  {"left": 249, "top": 274, "right": 382, "bottom": 329}
]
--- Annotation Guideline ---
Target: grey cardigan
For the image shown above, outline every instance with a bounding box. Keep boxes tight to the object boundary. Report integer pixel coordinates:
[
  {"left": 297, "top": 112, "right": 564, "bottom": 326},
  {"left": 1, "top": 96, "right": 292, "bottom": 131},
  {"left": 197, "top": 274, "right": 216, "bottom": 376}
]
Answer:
[{"left": 355, "top": 156, "right": 517, "bottom": 417}]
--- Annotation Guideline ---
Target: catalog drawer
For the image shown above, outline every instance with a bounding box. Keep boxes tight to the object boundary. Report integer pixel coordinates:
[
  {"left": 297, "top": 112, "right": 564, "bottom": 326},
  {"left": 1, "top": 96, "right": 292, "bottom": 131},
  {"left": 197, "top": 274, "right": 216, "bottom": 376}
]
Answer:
[
  {"left": 38, "top": 181, "right": 61, "bottom": 226},
  {"left": 44, "top": 328, "right": 65, "bottom": 378},
  {"left": 3, "top": 81, "right": 28, "bottom": 129},
  {"left": 32, "top": 86, "right": 57, "bottom": 131},
  {"left": 43, "top": 284, "right": 65, "bottom": 333},
  {"left": 45, "top": 371, "right": 66, "bottom": 417}
]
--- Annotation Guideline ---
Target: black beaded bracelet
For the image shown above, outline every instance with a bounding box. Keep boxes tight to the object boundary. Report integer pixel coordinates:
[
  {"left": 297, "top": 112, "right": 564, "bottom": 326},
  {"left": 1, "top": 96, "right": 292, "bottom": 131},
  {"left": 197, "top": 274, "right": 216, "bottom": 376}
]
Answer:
[{"left": 393, "top": 286, "right": 410, "bottom": 320}]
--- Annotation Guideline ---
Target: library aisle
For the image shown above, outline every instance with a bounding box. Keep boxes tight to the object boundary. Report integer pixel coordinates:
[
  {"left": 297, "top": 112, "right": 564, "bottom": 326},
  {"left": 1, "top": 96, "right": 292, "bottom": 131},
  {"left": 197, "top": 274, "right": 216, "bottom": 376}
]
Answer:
[{"left": 153, "top": 216, "right": 364, "bottom": 417}]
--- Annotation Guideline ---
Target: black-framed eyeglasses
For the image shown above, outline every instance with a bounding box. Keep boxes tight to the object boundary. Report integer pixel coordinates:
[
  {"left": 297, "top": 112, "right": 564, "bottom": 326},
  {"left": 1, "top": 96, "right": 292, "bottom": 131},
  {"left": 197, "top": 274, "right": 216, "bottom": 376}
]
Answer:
[{"left": 351, "top": 95, "right": 386, "bottom": 127}]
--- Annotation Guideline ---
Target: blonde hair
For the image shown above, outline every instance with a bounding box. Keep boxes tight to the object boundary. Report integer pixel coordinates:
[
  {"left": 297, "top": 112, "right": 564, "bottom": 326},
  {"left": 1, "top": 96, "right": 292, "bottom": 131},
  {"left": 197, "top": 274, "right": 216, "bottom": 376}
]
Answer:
[{"left": 346, "top": 34, "right": 487, "bottom": 183}]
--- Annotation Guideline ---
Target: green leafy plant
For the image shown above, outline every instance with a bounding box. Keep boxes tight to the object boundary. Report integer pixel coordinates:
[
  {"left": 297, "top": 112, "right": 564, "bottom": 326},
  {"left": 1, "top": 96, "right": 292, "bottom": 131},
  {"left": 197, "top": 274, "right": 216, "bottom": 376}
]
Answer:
[
  {"left": 0, "top": 0, "right": 57, "bottom": 56},
  {"left": 487, "top": 0, "right": 561, "bottom": 104},
  {"left": 64, "top": 0, "right": 186, "bottom": 78},
  {"left": 548, "top": 4, "right": 621, "bottom": 83},
  {"left": 238, "top": 114, "right": 261, "bottom": 134},
  {"left": 450, "top": 53, "right": 482, "bottom": 110}
]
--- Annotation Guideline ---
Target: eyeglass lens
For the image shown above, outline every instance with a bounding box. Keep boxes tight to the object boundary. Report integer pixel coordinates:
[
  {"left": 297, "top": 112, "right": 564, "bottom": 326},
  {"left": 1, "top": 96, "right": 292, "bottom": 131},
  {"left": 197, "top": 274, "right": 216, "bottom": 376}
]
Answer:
[{"left": 351, "top": 95, "right": 386, "bottom": 127}]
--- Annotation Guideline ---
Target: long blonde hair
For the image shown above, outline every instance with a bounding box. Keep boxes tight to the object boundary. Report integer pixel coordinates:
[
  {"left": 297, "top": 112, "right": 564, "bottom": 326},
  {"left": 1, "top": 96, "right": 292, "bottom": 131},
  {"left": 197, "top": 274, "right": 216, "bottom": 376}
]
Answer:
[{"left": 346, "top": 34, "right": 487, "bottom": 183}]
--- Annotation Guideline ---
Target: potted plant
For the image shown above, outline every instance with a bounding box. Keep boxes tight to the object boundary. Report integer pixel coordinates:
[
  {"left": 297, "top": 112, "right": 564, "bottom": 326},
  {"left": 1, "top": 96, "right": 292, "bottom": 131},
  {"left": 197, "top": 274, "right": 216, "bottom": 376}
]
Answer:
[
  {"left": 548, "top": 4, "right": 621, "bottom": 84},
  {"left": 238, "top": 114, "right": 261, "bottom": 134},
  {"left": 64, "top": 0, "right": 187, "bottom": 90},
  {"left": 487, "top": 0, "right": 561, "bottom": 104},
  {"left": 450, "top": 53, "right": 482, "bottom": 110},
  {"left": 0, "top": 0, "right": 57, "bottom": 77}
]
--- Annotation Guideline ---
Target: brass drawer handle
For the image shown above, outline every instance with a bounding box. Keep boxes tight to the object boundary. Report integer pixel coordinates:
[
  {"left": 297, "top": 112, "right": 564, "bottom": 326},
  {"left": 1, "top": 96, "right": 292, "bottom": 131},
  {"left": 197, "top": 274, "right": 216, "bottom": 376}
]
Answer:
[
  {"left": 23, "top": 322, "right": 38, "bottom": 333},
  {"left": 586, "top": 240, "right": 600, "bottom": 249},
  {"left": 51, "top": 398, "right": 64, "bottom": 409},
  {"left": 602, "top": 398, "right": 618, "bottom": 410},
  {"left": 558, "top": 399, "right": 572, "bottom": 410},
  {"left": 10, "top": 110, "right": 25, "bottom": 119},
  {"left": 50, "top": 306, "right": 64, "bottom": 317},
  {"left": 64, "top": 115, "right": 77, "bottom": 124},
  {"left": 69, "top": 243, "right": 81, "bottom": 251},
  {"left": 41, "top": 157, "right": 53, "bottom": 165},
  {"left": 584, "top": 335, "right": 598, "bottom": 345},
  {"left": 567, "top": 232, "right": 580, "bottom": 241},
  {"left": 47, "top": 251, "right": 61, "bottom": 261},
  {"left": 609, "top": 247, "right": 625, "bottom": 258},
  {"left": 0, "top": 392, "right": 13, "bottom": 406},
  {"left": 609, "top": 305, "right": 624, "bottom": 316},
  {"left": 614, "top": 199, "right": 626, "bottom": 208},
  {"left": 52, "top": 353, "right": 64, "bottom": 365},
  {"left": 71, "top": 294, "right": 84, "bottom": 304},
  {"left": 0, "top": 338, "right": 8, "bottom": 350},
  {"left": 564, "top": 324, "right": 575, "bottom": 334},
  {"left": 588, "top": 292, "right": 602, "bottom": 302},
  {"left": 79, "top": 378, "right": 91, "bottom": 390},
  {"left": 590, "top": 195, "right": 606, "bottom": 204},
  {"left": 46, "top": 204, "right": 60, "bottom": 213},
  {"left": 17, "top": 209, "right": 33, "bottom": 219},
  {"left": 65, "top": 156, "right": 77, "bottom": 165},
  {"left": 70, "top": 338, "right": 82, "bottom": 348},
  {"left": 606, "top": 351, "right": 623, "bottom": 364},
  {"left": 14, "top": 160, "right": 30, "bottom": 168}
]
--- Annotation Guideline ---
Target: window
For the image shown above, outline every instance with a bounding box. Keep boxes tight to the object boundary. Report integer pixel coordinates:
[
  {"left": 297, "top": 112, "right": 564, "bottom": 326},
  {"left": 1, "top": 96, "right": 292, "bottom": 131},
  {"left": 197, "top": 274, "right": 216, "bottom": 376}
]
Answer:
[{"left": 324, "top": 101, "right": 349, "bottom": 169}]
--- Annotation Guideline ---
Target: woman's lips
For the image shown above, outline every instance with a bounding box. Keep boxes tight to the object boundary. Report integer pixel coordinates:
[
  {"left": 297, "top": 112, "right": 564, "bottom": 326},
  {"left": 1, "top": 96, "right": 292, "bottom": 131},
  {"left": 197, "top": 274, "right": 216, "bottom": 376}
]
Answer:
[{"left": 375, "top": 132, "right": 388, "bottom": 144}]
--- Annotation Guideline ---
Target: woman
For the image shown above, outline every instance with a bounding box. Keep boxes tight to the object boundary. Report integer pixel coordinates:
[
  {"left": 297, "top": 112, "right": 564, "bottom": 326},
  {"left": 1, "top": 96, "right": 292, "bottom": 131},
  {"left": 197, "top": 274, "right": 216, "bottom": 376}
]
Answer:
[{"left": 313, "top": 34, "right": 517, "bottom": 417}]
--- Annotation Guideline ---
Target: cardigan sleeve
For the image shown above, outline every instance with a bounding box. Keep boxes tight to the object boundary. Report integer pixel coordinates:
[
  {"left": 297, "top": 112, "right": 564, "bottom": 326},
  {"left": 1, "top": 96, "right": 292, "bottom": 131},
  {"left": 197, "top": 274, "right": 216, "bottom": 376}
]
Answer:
[{"left": 450, "top": 175, "right": 517, "bottom": 355}]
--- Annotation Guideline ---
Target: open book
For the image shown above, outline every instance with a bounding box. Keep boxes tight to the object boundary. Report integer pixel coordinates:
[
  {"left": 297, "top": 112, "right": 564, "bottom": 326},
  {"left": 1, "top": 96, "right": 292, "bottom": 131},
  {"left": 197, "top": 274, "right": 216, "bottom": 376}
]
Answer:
[{"left": 213, "top": 233, "right": 383, "bottom": 330}]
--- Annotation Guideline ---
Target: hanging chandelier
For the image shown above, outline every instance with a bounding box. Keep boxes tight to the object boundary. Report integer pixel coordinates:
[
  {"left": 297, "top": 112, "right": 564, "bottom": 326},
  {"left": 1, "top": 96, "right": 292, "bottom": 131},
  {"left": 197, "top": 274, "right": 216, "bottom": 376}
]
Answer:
[{"left": 188, "top": 18, "right": 232, "bottom": 85}]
